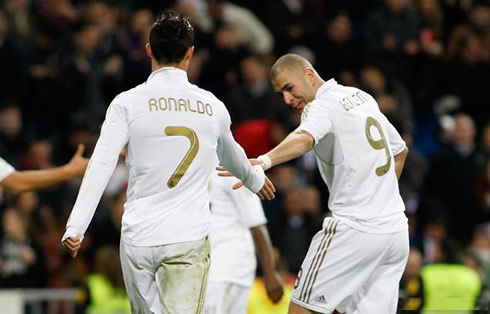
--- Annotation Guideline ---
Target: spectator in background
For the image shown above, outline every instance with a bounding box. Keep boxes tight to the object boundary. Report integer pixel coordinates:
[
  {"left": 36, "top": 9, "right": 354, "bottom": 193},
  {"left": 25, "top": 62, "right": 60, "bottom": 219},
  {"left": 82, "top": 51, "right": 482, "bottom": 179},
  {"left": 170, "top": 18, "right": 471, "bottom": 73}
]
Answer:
[
  {"left": 0, "top": 105, "right": 28, "bottom": 167},
  {"left": 227, "top": 55, "right": 290, "bottom": 157},
  {"left": 416, "top": 0, "right": 444, "bottom": 58},
  {"left": 359, "top": 64, "right": 414, "bottom": 126},
  {"left": 395, "top": 121, "right": 428, "bottom": 214},
  {"left": 0, "top": 208, "right": 47, "bottom": 287},
  {"left": 398, "top": 248, "right": 424, "bottom": 312},
  {"left": 83, "top": 1, "right": 127, "bottom": 106},
  {"left": 442, "top": 30, "right": 489, "bottom": 128},
  {"left": 0, "top": 10, "right": 25, "bottom": 104},
  {"left": 268, "top": 186, "right": 323, "bottom": 273},
  {"left": 89, "top": 190, "right": 125, "bottom": 252},
  {"left": 424, "top": 114, "right": 487, "bottom": 244},
  {"left": 262, "top": 0, "right": 323, "bottom": 56},
  {"left": 420, "top": 239, "right": 482, "bottom": 312},
  {"left": 79, "top": 246, "right": 131, "bottom": 314},
  {"left": 474, "top": 159, "right": 490, "bottom": 224},
  {"left": 123, "top": 9, "right": 152, "bottom": 90},
  {"left": 314, "top": 11, "right": 364, "bottom": 86},
  {"left": 365, "top": 0, "right": 420, "bottom": 88},
  {"left": 467, "top": 223, "right": 490, "bottom": 290},
  {"left": 206, "top": 0, "right": 273, "bottom": 55},
  {"left": 195, "top": 0, "right": 274, "bottom": 99}
]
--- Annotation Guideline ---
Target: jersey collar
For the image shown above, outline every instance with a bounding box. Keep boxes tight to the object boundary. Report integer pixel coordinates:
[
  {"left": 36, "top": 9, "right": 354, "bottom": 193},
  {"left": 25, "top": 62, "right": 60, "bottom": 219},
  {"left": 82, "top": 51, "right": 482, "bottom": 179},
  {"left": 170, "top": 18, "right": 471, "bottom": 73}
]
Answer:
[
  {"left": 315, "top": 78, "right": 338, "bottom": 99},
  {"left": 147, "top": 67, "right": 189, "bottom": 83}
]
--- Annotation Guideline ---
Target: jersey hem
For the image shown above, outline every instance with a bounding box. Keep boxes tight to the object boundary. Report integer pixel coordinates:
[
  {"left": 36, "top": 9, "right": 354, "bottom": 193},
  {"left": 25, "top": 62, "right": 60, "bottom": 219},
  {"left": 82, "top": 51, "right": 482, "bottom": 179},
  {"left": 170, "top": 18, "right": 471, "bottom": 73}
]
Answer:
[{"left": 121, "top": 233, "right": 208, "bottom": 247}]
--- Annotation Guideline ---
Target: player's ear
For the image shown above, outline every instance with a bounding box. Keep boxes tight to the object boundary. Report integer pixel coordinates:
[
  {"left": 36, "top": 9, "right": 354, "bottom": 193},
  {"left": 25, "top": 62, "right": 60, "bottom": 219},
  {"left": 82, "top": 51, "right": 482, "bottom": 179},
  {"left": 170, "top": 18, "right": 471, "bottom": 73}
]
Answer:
[
  {"left": 305, "top": 68, "right": 315, "bottom": 85},
  {"left": 184, "top": 46, "right": 194, "bottom": 61},
  {"left": 145, "top": 43, "right": 153, "bottom": 59}
]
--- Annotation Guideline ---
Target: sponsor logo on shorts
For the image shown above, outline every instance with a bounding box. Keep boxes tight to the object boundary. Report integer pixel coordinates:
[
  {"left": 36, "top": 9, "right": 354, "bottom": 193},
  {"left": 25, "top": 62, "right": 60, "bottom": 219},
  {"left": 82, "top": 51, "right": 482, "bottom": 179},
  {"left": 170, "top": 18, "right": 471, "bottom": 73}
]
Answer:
[{"left": 314, "top": 295, "right": 328, "bottom": 304}]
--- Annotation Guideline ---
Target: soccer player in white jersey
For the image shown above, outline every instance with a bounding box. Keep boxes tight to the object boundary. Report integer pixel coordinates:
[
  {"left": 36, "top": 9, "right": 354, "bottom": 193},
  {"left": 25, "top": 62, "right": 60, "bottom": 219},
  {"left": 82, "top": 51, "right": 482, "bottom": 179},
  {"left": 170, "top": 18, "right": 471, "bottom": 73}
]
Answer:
[
  {"left": 205, "top": 171, "right": 284, "bottom": 314},
  {"left": 61, "top": 11, "right": 275, "bottom": 314},
  {"left": 219, "top": 53, "right": 410, "bottom": 314},
  {"left": 0, "top": 144, "right": 87, "bottom": 193}
]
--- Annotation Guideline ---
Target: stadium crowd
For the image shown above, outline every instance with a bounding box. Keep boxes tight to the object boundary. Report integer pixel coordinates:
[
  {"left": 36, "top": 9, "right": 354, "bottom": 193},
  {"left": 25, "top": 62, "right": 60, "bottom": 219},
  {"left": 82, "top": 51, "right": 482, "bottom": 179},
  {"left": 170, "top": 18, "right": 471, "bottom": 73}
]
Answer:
[{"left": 0, "top": 0, "right": 488, "bottom": 312}]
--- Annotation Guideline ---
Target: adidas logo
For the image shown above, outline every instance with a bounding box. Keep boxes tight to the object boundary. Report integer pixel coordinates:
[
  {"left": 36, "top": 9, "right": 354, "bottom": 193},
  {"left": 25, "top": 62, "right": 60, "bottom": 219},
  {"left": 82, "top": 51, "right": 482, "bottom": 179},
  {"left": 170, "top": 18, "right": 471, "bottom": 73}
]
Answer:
[{"left": 314, "top": 295, "right": 327, "bottom": 304}]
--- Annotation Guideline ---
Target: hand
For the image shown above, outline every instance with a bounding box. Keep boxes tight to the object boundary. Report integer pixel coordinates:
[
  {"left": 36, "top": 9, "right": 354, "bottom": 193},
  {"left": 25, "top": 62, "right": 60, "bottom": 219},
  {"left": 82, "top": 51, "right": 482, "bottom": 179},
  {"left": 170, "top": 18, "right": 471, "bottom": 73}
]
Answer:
[
  {"left": 63, "top": 236, "right": 81, "bottom": 258},
  {"left": 66, "top": 144, "right": 89, "bottom": 177},
  {"left": 264, "top": 271, "right": 284, "bottom": 303},
  {"left": 257, "top": 176, "right": 275, "bottom": 201}
]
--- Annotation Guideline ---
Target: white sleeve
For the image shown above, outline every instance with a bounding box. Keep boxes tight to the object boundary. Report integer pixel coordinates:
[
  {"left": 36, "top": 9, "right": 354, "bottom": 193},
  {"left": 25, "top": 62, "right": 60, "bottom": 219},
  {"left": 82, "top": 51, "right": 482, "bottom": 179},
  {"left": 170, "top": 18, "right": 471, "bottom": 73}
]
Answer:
[
  {"left": 296, "top": 101, "right": 334, "bottom": 145},
  {"left": 62, "top": 99, "right": 129, "bottom": 242},
  {"left": 380, "top": 114, "right": 406, "bottom": 155},
  {"left": 0, "top": 157, "right": 15, "bottom": 182},
  {"left": 230, "top": 186, "right": 267, "bottom": 228},
  {"left": 216, "top": 108, "right": 265, "bottom": 194}
]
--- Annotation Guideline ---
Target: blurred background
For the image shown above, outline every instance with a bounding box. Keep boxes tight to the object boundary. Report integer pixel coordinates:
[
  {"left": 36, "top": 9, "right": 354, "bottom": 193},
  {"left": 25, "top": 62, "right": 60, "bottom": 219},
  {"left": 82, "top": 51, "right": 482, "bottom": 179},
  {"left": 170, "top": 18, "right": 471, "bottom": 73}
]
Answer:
[{"left": 0, "top": 0, "right": 488, "bottom": 313}]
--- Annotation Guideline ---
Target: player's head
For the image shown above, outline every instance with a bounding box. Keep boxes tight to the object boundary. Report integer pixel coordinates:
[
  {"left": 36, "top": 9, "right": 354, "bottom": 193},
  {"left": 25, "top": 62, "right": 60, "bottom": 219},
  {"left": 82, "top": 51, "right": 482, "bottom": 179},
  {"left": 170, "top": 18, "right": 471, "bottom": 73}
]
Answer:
[
  {"left": 270, "top": 54, "right": 319, "bottom": 111},
  {"left": 146, "top": 11, "right": 194, "bottom": 68}
]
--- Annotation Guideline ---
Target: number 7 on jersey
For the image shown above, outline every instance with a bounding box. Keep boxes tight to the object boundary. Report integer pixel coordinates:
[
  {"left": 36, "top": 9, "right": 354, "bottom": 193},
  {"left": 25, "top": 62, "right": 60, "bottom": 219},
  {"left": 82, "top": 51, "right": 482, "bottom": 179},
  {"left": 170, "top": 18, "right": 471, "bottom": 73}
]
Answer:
[{"left": 165, "top": 126, "right": 200, "bottom": 188}]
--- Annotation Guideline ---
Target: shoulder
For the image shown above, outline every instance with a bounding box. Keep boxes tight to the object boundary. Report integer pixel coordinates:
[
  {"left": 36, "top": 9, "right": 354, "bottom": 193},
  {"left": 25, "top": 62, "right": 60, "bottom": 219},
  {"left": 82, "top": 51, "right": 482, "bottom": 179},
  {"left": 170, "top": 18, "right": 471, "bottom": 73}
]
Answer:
[
  {"left": 117, "top": 82, "right": 148, "bottom": 101},
  {"left": 192, "top": 84, "right": 223, "bottom": 104}
]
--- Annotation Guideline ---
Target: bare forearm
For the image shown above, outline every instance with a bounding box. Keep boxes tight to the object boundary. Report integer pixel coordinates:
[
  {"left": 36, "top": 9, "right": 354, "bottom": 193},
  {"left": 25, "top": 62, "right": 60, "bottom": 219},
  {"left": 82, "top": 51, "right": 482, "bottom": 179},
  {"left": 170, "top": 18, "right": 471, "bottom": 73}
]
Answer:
[
  {"left": 394, "top": 147, "right": 409, "bottom": 180},
  {"left": 251, "top": 225, "right": 276, "bottom": 275},
  {"left": 2, "top": 166, "right": 74, "bottom": 193},
  {"left": 265, "top": 131, "right": 314, "bottom": 168}
]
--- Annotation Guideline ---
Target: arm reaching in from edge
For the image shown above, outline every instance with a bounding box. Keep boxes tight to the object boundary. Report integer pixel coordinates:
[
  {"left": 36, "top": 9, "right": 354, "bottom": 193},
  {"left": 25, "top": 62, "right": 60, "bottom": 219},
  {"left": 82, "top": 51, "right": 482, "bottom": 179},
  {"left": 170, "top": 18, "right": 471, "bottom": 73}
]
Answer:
[
  {"left": 250, "top": 225, "right": 284, "bottom": 303},
  {"left": 1, "top": 144, "right": 88, "bottom": 194}
]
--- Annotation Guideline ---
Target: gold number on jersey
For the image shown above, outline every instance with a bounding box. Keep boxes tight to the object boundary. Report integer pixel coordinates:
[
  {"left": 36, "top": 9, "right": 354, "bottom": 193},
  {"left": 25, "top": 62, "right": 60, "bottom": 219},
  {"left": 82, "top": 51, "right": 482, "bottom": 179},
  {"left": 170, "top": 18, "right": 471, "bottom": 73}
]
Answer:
[
  {"left": 365, "top": 117, "right": 391, "bottom": 176},
  {"left": 165, "top": 126, "right": 199, "bottom": 188}
]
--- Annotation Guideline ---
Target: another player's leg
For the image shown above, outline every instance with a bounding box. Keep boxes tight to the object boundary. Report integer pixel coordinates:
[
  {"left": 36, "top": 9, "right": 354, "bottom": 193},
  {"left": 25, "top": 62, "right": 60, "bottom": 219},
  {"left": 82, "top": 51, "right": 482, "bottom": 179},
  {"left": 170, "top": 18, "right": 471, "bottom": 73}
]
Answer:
[
  {"left": 120, "top": 240, "right": 161, "bottom": 313},
  {"left": 156, "top": 237, "right": 211, "bottom": 313},
  {"left": 204, "top": 281, "right": 250, "bottom": 314}
]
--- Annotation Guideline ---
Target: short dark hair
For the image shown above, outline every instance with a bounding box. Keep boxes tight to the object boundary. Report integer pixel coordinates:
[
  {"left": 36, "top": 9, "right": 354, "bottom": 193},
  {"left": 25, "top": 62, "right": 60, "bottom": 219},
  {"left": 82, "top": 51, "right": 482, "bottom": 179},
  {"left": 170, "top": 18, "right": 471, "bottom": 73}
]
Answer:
[{"left": 149, "top": 11, "right": 194, "bottom": 64}]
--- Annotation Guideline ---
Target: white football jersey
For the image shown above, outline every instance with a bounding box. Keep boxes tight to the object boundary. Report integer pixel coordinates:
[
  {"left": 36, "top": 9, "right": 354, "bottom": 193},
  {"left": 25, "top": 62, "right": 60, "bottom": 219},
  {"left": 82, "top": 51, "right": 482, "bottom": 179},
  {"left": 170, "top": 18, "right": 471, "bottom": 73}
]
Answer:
[
  {"left": 297, "top": 79, "right": 407, "bottom": 233},
  {"left": 0, "top": 157, "right": 14, "bottom": 182},
  {"left": 207, "top": 171, "right": 266, "bottom": 287},
  {"left": 63, "top": 67, "right": 265, "bottom": 246}
]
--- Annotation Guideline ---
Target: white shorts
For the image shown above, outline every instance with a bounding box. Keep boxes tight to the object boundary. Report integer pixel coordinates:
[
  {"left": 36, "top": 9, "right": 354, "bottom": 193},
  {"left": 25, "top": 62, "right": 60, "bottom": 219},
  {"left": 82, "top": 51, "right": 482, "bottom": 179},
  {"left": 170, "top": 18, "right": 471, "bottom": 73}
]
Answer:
[
  {"left": 120, "top": 237, "right": 210, "bottom": 314},
  {"left": 204, "top": 281, "right": 250, "bottom": 314},
  {"left": 291, "top": 217, "right": 409, "bottom": 314}
]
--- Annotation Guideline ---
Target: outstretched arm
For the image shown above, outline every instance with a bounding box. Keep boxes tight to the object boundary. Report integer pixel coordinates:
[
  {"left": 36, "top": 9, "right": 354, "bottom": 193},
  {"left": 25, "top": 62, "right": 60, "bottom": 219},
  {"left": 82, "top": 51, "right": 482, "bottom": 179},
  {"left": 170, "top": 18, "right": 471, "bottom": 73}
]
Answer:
[
  {"left": 259, "top": 130, "right": 314, "bottom": 170},
  {"left": 250, "top": 225, "right": 284, "bottom": 303},
  {"left": 62, "top": 100, "right": 129, "bottom": 258},
  {"left": 1, "top": 144, "right": 88, "bottom": 194}
]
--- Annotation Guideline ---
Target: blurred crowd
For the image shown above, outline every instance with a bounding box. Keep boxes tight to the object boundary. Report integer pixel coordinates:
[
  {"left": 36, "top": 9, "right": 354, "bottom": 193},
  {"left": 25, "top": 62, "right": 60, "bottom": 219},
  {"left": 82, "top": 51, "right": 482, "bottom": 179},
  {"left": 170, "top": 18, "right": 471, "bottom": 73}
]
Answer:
[{"left": 0, "top": 0, "right": 488, "bottom": 312}]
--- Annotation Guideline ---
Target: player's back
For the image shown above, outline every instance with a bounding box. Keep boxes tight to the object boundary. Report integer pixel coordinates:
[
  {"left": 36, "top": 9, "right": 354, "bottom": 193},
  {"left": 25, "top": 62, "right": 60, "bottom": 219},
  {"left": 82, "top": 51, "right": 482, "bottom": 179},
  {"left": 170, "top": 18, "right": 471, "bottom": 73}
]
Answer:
[
  {"left": 304, "top": 79, "right": 407, "bottom": 233},
  {"left": 118, "top": 68, "right": 227, "bottom": 246}
]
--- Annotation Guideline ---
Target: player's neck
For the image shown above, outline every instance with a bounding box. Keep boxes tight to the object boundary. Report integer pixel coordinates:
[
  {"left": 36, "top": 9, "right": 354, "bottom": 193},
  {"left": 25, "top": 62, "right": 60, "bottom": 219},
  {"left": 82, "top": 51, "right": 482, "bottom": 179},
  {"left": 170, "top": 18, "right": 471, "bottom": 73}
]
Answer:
[
  {"left": 311, "top": 76, "right": 325, "bottom": 97},
  {"left": 151, "top": 58, "right": 188, "bottom": 73}
]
